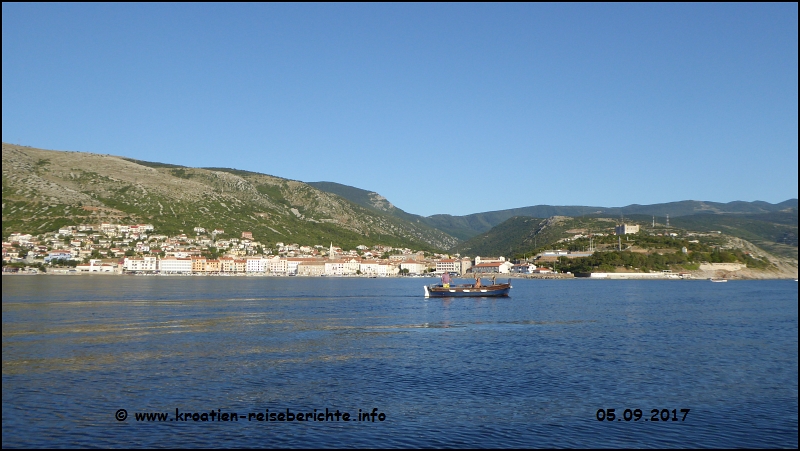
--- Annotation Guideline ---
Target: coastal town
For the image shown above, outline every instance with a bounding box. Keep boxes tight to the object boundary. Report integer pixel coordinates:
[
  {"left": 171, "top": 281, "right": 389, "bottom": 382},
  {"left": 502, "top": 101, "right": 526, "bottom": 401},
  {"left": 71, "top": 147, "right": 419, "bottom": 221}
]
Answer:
[
  {"left": 5, "top": 218, "right": 788, "bottom": 280},
  {"left": 2, "top": 222, "right": 557, "bottom": 277}
]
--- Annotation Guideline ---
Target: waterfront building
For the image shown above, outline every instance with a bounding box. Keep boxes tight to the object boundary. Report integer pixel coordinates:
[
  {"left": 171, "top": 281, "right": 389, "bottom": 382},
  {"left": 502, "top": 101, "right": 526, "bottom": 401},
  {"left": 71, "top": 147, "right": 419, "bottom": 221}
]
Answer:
[
  {"left": 159, "top": 256, "right": 192, "bottom": 273},
  {"left": 400, "top": 260, "right": 426, "bottom": 275},
  {"left": 343, "top": 258, "right": 360, "bottom": 275},
  {"left": 474, "top": 256, "right": 505, "bottom": 265},
  {"left": 219, "top": 257, "right": 235, "bottom": 273},
  {"left": 325, "top": 259, "right": 344, "bottom": 276},
  {"left": 470, "top": 261, "right": 513, "bottom": 274},
  {"left": 76, "top": 259, "right": 117, "bottom": 273},
  {"left": 233, "top": 259, "right": 246, "bottom": 273},
  {"left": 206, "top": 259, "right": 221, "bottom": 273},
  {"left": 286, "top": 258, "right": 313, "bottom": 275},
  {"left": 360, "top": 260, "right": 379, "bottom": 275},
  {"left": 191, "top": 257, "right": 207, "bottom": 272},
  {"left": 246, "top": 257, "right": 267, "bottom": 273},
  {"left": 511, "top": 263, "right": 536, "bottom": 274},
  {"left": 267, "top": 256, "right": 287, "bottom": 274},
  {"left": 123, "top": 256, "right": 158, "bottom": 272},
  {"left": 435, "top": 259, "right": 455, "bottom": 274},
  {"left": 297, "top": 260, "right": 326, "bottom": 276},
  {"left": 377, "top": 262, "right": 399, "bottom": 276},
  {"left": 324, "top": 258, "right": 359, "bottom": 276}
]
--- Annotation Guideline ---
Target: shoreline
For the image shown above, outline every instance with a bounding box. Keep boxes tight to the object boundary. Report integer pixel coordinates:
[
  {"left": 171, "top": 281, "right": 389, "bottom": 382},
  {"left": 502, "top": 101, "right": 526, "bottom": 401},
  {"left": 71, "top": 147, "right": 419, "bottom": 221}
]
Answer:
[{"left": 3, "top": 272, "right": 797, "bottom": 280}]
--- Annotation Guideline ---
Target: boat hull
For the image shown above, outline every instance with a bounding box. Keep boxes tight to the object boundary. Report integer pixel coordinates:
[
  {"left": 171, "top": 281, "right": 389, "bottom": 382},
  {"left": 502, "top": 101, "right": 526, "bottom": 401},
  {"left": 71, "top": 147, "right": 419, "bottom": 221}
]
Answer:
[{"left": 424, "top": 283, "right": 511, "bottom": 298}]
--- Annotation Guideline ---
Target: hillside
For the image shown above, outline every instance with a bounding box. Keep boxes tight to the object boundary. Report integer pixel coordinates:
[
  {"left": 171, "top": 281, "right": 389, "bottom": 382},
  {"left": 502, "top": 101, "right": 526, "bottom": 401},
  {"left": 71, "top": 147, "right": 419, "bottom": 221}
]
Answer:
[
  {"left": 307, "top": 181, "right": 458, "bottom": 248},
  {"left": 450, "top": 216, "right": 619, "bottom": 257},
  {"left": 1, "top": 144, "right": 456, "bottom": 250},
  {"left": 452, "top": 211, "right": 797, "bottom": 261},
  {"left": 449, "top": 212, "right": 797, "bottom": 276},
  {"left": 670, "top": 210, "right": 798, "bottom": 260}
]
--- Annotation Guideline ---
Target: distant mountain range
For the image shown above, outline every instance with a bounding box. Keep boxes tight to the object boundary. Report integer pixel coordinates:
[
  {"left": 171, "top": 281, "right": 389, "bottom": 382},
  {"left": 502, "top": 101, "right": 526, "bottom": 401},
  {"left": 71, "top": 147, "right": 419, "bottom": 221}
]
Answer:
[
  {"left": 3, "top": 143, "right": 796, "bottom": 260},
  {"left": 420, "top": 200, "right": 797, "bottom": 240},
  {"left": 308, "top": 181, "right": 797, "bottom": 246}
]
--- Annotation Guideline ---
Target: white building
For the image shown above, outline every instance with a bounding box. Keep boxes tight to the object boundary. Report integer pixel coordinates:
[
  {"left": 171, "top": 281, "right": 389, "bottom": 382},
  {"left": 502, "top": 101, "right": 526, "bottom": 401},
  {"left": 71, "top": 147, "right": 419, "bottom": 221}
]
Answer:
[
  {"left": 360, "top": 261, "right": 379, "bottom": 275},
  {"left": 325, "top": 259, "right": 343, "bottom": 275},
  {"left": 376, "top": 262, "right": 398, "bottom": 276},
  {"left": 246, "top": 257, "right": 267, "bottom": 273},
  {"left": 400, "top": 260, "right": 427, "bottom": 275},
  {"left": 343, "top": 258, "right": 360, "bottom": 275},
  {"left": 46, "top": 250, "right": 74, "bottom": 263},
  {"left": 435, "top": 259, "right": 460, "bottom": 274},
  {"left": 76, "top": 259, "right": 117, "bottom": 273},
  {"left": 286, "top": 258, "right": 312, "bottom": 275},
  {"left": 8, "top": 233, "right": 33, "bottom": 243},
  {"left": 511, "top": 263, "right": 536, "bottom": 274},
  {"left": 123, "top": 256, "right": 159, "bottom": 272},
  {"left": 323, "top": 258, "right": 360, "bottom": 275},
  {"left": 159, "top": 257, "right": 192, "bottom": 273},
  {"left": 615, "top": 224, "right": 640, "bottom": 235},
  {"left": 474, "top": 256, "right": 505, "bottom": 265}
]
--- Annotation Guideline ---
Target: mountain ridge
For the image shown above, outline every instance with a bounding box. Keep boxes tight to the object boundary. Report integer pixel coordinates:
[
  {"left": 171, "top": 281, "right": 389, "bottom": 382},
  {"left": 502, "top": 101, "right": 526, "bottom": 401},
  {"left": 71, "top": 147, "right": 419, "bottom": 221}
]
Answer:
[{"left": 307, "top": 180, "right": 797, "bottom": 240}]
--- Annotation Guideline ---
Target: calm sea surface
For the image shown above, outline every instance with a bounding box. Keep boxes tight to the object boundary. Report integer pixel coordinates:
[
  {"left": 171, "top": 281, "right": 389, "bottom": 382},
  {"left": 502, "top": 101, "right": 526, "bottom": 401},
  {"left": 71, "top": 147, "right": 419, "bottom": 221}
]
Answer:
[{"left": 2, "top": 276, "right": 797, "bottom": 448}]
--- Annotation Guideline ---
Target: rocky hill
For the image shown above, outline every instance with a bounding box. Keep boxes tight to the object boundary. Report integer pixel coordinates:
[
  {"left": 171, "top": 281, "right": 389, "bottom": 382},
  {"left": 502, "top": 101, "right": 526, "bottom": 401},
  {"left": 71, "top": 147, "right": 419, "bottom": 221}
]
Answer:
[
  {"left": 307, "top": 181, "right": 458, "bottom": 248},
  {"left": 450, "top": 213, "right": 797, "bottom": 277},
  {"left": 1, "top": 143, "right": 457, "bottom": 250}
]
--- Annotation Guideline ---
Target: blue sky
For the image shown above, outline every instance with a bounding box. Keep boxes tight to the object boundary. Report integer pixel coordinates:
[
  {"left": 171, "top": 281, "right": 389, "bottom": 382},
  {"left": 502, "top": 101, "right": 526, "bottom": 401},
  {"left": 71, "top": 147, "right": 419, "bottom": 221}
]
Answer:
[{"left": 3, "top": 3, "right": 797, "bottom": 217}]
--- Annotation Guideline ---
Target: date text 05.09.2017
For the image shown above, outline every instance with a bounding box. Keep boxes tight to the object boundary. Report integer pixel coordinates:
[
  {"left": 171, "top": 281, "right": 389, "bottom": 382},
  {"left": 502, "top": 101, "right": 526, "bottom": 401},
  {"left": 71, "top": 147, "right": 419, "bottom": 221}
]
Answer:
[{"left": 596, "top": 408, "right": 690, "bottom": 422}]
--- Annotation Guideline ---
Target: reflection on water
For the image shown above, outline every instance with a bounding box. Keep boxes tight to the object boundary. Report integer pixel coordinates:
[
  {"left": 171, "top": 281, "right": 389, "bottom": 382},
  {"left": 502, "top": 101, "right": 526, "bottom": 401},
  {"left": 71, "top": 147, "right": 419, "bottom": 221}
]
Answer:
[{"left": 2, "top": 277, "right": 798, "bottom": 448}]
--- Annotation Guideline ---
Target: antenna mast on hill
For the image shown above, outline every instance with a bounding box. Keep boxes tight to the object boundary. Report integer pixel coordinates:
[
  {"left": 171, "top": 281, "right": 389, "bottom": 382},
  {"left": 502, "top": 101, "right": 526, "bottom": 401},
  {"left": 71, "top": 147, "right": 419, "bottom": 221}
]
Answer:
[{"left": 666, "top": 214, "right": 670, "bottom": 228}]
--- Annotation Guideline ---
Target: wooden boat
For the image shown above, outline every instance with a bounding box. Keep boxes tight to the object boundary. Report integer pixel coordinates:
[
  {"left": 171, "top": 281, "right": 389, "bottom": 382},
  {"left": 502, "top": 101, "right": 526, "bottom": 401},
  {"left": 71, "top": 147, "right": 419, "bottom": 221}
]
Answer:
[{"left": 424, "top": 281, "right": 512, "bottom": 298}]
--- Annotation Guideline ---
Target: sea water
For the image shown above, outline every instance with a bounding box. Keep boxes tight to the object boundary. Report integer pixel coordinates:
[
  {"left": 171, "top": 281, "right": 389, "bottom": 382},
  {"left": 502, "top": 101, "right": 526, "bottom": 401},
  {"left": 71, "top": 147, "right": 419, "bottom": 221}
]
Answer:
[{"left": 2, "top": 276, "right": 797, "bottom": 448}]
